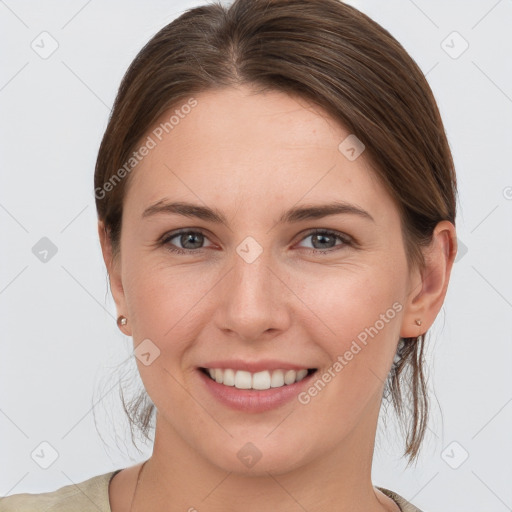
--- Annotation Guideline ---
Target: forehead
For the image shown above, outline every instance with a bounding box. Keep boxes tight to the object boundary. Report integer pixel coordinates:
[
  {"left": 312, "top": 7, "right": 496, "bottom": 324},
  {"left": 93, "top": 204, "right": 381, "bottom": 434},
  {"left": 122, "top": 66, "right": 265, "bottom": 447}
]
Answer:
[{"left": 124, "top": 86, "right": 397, "bottom": 223}]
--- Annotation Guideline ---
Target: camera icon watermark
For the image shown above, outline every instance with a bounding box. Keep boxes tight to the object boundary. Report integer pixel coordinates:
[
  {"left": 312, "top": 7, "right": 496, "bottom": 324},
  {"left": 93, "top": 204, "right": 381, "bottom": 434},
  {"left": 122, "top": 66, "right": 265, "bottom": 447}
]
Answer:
[
  {"left": 31, "top": 31, "right": 59, "bottom": 59},
  {"left": 134, "top": 338, "right": 161, "bottom": 366},
  {"left": 454, "top": 237, "right": 468, "bottom": 263},
  {"left": 441, "top": 31, "right": 469, "bottom": 59},
  {"left": 31, "top": 441, "right": 59, "bottom": 469},
  {"left": 338, "top": 134, "right": 365, "bottom": 161},
  {"left": 441, "top": 441, "right": 469, "bottom": 469},
  {"left": 236, "top": 236, "right": 263, "bottom": 264},
  {"left": 32, "top": 237, "right": 58, "bottom": 263},
  {"left": 237, "top": 442, "right": 262, "bottom": 468}
]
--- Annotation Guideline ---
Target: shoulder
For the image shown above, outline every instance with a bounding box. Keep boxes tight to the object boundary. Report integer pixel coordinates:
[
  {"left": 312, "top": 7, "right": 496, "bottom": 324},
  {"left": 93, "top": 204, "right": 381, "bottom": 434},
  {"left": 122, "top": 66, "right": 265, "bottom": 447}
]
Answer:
[
  {"left": 0, "top": 470, "right": 122, "bottom": 512},
  {"left": 377, "top": 486, "right": 424, "bottom": 512}
]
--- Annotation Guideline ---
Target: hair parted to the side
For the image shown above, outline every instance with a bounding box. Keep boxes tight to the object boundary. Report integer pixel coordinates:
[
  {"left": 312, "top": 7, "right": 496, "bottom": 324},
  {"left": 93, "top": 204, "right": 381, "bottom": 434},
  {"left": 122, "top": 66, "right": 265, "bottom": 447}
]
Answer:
[{"left": 95, "top": 0, "right": 457, "bottom": 464}]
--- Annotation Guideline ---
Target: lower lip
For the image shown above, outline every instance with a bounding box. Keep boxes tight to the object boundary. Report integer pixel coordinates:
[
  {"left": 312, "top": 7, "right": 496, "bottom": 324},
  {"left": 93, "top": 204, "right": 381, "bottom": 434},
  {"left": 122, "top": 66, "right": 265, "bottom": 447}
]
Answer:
[{"left": 197, "top": 369, "right": 317, "bottom": 413}]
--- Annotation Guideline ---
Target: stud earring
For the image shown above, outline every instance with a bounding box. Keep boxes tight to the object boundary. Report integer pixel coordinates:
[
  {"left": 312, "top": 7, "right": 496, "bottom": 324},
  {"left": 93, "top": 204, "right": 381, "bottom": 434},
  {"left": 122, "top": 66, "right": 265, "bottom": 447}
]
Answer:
[
  {"left": 415, "top": 319, "right": 422, "bottom": 326},
  {"left": 117, "top": 315, "right": 128, "bottom": 328}
]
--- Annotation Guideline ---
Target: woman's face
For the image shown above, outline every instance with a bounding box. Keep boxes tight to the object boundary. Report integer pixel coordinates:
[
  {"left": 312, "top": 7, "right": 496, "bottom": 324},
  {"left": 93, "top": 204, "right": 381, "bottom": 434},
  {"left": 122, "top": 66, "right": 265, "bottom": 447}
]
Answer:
[{"left": 108, "top": 85, "right": 424, "bottom": 474}]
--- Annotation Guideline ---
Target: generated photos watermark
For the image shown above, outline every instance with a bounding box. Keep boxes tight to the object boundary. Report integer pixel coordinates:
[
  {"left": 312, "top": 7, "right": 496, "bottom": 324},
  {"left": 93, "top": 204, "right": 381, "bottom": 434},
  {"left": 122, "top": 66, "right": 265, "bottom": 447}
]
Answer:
[
  {"left": 297, "top": 301, "right": 403, "bottom": 405},
  {"left": 95, "top": 97, "right": 198, "bottom": 200}
]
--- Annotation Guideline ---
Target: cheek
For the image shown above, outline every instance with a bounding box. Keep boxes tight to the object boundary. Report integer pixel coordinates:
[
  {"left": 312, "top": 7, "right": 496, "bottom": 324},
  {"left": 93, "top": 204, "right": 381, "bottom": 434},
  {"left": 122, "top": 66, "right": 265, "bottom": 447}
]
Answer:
[
  {"left": 297, "top": 265, "right": 404, "bottom": 377},
  {"left": 122, "top": 262, "right": 211, "bottom": 406},
  {"left": 123, "top": 258, "right": 217, "bottom": 349},
  {"left": 292, "top": 274, "right": 404, "bottom": 433}
]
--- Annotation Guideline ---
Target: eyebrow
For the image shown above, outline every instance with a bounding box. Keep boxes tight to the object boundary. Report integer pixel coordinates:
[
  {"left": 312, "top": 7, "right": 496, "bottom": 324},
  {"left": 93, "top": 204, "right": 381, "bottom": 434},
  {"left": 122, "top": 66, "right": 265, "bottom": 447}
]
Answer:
[{"left": 141, "top": 199, "right": 374, "bottom": 224}]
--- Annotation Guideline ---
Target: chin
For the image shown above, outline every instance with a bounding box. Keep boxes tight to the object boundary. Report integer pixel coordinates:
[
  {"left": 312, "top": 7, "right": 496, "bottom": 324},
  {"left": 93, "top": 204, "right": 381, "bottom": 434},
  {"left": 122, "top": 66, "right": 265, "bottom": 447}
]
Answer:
[{"left": 199, "top": 433, "right": 314, "bottom": 476}]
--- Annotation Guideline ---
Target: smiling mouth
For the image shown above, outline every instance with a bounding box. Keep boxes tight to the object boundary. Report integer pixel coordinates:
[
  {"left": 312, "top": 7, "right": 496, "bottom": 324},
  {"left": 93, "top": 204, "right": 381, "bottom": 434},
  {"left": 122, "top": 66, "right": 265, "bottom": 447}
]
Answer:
[{"left": 199, "top": 367, "right": 317, "bottom": 390}]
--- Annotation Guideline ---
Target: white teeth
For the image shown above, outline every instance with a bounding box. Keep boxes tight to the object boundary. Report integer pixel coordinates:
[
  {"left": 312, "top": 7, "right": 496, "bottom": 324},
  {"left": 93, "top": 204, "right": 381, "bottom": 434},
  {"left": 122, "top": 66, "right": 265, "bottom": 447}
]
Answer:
[
  {"left": 204, "top": 368, "right": 312, "bottom": 390},
  {"left": 234, "top": 370, "right": 252, "bottom": 389},
  {"left": 284, "top": 370, "right": 296, "bottom": 385},
  {"left": 223, "top": 368, "right": 235, "bottom": 386},
  {"left": 214, "top": 368, "right": 223, "bottom": 384},
  {"left": 253, "top": 371, "right": 271, "bottom": 390},
  {"left": 296, "top": 369, "right": 308, "bottom": 381},
  {"left": 270, "top": 370, "right": 284, "bottom": 388}
]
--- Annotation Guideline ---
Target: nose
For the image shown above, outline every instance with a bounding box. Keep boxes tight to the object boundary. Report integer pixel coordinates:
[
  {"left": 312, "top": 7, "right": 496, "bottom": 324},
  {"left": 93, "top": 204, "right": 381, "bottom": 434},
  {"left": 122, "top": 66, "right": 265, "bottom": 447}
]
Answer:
[{"left": 212, "top": 247, "right": 292, "bottom": 342}]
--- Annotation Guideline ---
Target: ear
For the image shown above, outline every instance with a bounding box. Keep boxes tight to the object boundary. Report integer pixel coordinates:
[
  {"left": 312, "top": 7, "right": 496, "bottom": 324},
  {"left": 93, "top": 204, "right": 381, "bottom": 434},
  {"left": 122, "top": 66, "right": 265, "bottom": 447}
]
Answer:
[
  {"left": 98, "top": 220, "right": 132, "bottom": 336},
  {"left": 400, "top": 220, "right": 457, "bottom": 338}
]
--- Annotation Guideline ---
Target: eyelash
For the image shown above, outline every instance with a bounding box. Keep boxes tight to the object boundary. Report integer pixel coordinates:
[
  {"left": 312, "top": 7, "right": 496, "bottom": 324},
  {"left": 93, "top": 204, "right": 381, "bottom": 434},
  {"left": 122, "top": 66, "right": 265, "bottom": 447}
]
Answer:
[{"left": 159, "top": 228, "right": 354, "bottom": 255}]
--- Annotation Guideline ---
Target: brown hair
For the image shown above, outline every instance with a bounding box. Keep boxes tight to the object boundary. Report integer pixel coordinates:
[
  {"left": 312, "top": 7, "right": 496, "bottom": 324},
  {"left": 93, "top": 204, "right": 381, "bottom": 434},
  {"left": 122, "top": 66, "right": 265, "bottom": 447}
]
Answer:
[{"left": 95, "top": 0, "right": 457, "bottom": 463}]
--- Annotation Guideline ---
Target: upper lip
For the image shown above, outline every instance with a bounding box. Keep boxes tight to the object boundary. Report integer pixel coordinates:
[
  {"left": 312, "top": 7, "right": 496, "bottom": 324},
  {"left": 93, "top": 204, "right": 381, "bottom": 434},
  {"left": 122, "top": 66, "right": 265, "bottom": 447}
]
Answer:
[{"left": 199, "top": 359, "right": 316, "bottom": 373}]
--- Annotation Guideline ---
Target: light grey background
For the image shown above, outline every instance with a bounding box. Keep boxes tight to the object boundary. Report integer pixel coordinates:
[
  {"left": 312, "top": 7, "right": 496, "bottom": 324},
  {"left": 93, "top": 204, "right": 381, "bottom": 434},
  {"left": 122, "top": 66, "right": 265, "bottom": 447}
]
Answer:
[{"left": 1, "top": 1, "right": 511, "bottom": 510}]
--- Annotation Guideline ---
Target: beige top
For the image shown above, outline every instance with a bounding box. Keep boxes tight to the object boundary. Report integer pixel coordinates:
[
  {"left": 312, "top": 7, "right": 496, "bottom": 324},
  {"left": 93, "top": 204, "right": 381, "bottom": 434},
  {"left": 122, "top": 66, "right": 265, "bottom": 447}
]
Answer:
[{"left": 0, "top": 470, "right": 423, "bottom": 511}]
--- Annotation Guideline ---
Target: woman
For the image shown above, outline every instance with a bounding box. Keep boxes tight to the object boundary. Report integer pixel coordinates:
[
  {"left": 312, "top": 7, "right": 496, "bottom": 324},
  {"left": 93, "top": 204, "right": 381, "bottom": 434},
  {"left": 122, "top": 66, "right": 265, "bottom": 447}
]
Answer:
[{"left": 1, "top": 0, "right": 457, "bottom": 510}]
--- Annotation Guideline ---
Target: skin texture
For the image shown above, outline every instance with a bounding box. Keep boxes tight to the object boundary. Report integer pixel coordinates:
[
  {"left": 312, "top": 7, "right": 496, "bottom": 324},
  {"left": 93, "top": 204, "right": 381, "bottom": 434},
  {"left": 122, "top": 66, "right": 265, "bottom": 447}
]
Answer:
[{"left": 100, "top": 85, "right": 457, "bottom": 512}]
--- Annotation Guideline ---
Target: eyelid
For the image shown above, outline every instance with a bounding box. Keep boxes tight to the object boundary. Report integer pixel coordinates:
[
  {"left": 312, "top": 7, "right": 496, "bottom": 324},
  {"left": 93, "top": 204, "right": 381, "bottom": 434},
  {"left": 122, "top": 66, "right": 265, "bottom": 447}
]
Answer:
[
  {"left": 297, "top": 228, "right": 353, "bottom": 244},
  {"left": 294, "top": 228, "right": 354, "bottom": 253},
  {"left": 160, "top": 227, "right": 355, "bottom": 254},
  {"left": 160, "top": 228, "right": 215, "bottom": 249}
]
